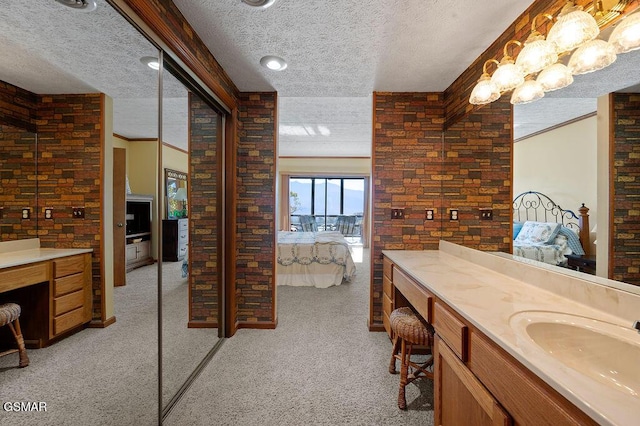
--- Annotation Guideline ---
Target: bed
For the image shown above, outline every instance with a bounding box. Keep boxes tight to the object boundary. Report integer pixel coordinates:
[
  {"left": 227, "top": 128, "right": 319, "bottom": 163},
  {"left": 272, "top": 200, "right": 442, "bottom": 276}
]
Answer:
[
  {"left": 512, "top": 191, "right": 590, "bottom": 266},
  {"left": 276, "top": 231, "right": 356, "bottom": 288}
]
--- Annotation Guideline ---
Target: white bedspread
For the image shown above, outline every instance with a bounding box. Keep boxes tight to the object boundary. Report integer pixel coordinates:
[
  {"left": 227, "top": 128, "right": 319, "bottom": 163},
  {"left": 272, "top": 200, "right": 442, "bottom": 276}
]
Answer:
[
  {"left": 277, "top": 231, "right": 356, "bottom": 288},
  {"left": 513, "top": 236, "right": 571, "bottom": 266}
]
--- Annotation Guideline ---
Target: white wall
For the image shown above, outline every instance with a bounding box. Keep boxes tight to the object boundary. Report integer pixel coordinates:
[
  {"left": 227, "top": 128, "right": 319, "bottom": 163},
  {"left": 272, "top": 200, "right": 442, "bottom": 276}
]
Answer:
[{"left": 513, "top": 116, "right": 597, "bottom": 252}]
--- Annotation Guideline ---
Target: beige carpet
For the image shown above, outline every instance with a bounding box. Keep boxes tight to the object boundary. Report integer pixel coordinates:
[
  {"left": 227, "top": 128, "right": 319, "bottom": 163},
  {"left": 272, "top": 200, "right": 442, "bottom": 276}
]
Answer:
[
  {"left": 0, "top": 261, "right": 216, "bottom": 426},
  {"left": 165, "top": 247, "right": 434, "bottom": 425}
]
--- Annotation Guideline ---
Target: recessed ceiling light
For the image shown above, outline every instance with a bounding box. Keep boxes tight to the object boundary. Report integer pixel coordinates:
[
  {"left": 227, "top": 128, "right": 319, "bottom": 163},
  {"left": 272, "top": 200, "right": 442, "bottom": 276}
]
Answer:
[
  {"left": 241, "top": 0, "right": 277, "bottom": 8},
  {"left": 54, "top": 0, "right": 97, "bottom": 12},
  {"left": 140, "top": 56, "right": 160, "bottom": 70},
  {"left": 260, "top": 55, "right": 287, "bottom": 71}
]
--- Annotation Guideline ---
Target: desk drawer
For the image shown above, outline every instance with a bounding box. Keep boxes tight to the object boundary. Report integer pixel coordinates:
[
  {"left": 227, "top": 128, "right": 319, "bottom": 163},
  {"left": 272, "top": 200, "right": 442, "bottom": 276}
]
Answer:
[
  {"left": 392, "top": 267, "right": 432, "bottom": 322},
  {"left": 54, "top": 255, "right": 85, "bottom": 278},
  {"left": 54, "top": 289, "right": 84, "bottom": 316},
  {"left": 54, "top": 273, "right": 84, "bottom": 297},
  {"left": 0, "top": 262, "right": 49, "bottom": 293},
  {"left": 434, "top": 301, "right": 468, "bottom": 361},
  {"left": 54, "top": 306, "right": 85, "bottom": 335},
  {"left": 178, "top": 219, "right": 188, "bottom": 231}
]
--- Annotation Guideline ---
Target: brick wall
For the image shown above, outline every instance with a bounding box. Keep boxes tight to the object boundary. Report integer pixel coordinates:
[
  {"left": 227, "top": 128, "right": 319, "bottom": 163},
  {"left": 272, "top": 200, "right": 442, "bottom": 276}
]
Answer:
[
  {"left": 188, "top": 92, "right": 220, "bottom": 325},
  {"left": 236, "top": 92, "right": 277, "bottom": 326},
  {"left": 371, "top": 92, "right": 444, "bottom": 327},
  {"left": 0, "top": 124, "right": 37, "bottom": 240},
  {"left": 37, "top": 93, "right": 104, "bottom": 320},
  {"left": 612, "top": 93, "right": 640, "bottom": 285},
  {"left": 0, "top": 80, "right": 37, "bottom": 131}
]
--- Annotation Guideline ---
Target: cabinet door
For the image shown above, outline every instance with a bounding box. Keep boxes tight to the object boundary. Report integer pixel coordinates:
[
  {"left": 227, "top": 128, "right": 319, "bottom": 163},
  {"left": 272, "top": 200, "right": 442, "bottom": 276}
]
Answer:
[
  {"left": 126, "top": 244, "right": 138, "bottom": 262},
  {"left": 434, "top": 336, "right": 511, "bottom": 426}
]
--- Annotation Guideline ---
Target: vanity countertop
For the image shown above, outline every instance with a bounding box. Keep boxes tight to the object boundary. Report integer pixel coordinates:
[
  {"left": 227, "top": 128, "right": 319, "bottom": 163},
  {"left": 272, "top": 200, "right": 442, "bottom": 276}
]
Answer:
[
  {"left": 0, "top": 247, "right": 93, "bottom": 270},
  {"left": 383, "top": 242, "right": 640, "bottom": 426}
]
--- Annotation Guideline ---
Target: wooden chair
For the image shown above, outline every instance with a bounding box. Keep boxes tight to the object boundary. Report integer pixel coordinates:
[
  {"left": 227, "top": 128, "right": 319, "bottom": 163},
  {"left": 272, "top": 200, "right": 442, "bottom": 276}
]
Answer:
[
  {"left": 388, "top": 307, "right": 433, "bottom": 409},
  {"left": 335, "top": 215, "right": 356, "bottom": 236},
  {"left": 0, "top": 303, "right": 29, "bottom": 368},
  {"left": 299, "top": 215, "right": 318, "bottom": 232}
]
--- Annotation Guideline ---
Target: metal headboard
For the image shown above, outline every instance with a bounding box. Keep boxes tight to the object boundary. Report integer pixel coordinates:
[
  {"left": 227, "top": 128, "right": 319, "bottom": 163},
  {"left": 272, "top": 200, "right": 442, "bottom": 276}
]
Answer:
[{"left": 512, "top": 191, "right": 582, "bottom": 233}]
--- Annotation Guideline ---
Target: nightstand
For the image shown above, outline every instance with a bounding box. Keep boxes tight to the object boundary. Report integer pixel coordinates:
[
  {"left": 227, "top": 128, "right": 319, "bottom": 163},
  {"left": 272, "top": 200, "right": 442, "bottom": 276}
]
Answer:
[{"left": 565, "top": 254, "right": 596, "bottom": 275}]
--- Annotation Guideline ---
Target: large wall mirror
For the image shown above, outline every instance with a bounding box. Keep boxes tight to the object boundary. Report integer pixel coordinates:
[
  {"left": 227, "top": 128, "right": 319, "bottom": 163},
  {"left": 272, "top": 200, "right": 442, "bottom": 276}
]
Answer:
[{"left": 511, "top": 39, "right": 640, "bottom": 289}]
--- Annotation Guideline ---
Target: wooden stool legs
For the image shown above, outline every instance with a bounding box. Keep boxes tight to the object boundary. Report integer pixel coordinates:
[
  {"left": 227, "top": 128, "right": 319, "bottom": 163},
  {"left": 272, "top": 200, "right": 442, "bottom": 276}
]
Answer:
[
  {"left": 389, "top": 337, "right": 434, "bottom": 409},
  {"left": 9, "top": 318, "right": 29, "bottom": 368}
]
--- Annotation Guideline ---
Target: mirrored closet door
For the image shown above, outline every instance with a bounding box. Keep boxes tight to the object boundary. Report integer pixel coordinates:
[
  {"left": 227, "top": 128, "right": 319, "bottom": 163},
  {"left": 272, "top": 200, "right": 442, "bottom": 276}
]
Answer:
[{"left": 160, "top": 61, "right": 224, "bottom": 411}]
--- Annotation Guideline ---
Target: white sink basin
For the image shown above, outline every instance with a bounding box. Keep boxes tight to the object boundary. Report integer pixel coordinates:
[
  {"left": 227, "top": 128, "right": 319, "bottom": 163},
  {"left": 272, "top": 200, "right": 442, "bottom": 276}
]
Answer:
[{"left": 509, "top": 311, "right": 640, "bottom": 398}]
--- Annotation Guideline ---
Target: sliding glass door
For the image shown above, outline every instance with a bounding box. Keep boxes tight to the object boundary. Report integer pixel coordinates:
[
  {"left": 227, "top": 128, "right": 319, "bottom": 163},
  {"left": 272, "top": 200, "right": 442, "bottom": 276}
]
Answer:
[{"left": 289, "top": 177, "right": 365, "bottom": 240}]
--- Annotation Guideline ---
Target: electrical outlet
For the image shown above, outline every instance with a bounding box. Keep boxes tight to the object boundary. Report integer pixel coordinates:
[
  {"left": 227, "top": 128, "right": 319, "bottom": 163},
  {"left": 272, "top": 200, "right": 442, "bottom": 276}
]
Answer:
[
  {"left": 72, "top": 207, "right": 85, "bottom": 219},
  {"left": 425, "top": 209, "right": 434, "bottom": 220},
  {"left": 449, "top": 209, "right": 458, "bottom": 221},
  {"left": 391, "top": 208, "right": 405, "bottom": 220},
  {"left": 45, "top": 208, "right": 53, "bottom": 219},
  {"left": 22, "top": 208, "right": 31, "bottom": 220},
  {"left": 479, "top": 208, "right": 493, "bottom": 220}
]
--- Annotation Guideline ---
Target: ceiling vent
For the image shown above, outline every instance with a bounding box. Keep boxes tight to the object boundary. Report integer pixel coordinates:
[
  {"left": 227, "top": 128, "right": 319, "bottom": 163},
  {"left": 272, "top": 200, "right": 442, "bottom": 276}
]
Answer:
[
  {"left": 241, "top": 0, "right": 277, "bottom": 8},
  {"left": 54, "top": 0, "right": 97, "bottom": 12}
]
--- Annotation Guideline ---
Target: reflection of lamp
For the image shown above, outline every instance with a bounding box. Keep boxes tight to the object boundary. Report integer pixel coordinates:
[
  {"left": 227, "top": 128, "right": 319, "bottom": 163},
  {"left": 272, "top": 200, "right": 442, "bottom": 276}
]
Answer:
[
  {"left": 175, "top": 188, "right": 188, "bottom": 218},
  {"left": 592, "top": 224, "right": 597, "bottom": 245}
]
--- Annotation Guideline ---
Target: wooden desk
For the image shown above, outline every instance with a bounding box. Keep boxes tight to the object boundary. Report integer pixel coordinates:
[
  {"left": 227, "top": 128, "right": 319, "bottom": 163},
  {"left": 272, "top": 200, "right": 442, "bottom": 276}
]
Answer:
[{"left": 0, "top": 249, "right": 93, "bottom": 348}]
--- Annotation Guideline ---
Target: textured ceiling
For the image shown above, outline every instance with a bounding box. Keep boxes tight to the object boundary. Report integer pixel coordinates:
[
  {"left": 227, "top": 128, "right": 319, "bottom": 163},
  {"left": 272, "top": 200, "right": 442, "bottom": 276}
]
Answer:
[{"left": 1, "top": 1, "right": 639, "bottom": 155}]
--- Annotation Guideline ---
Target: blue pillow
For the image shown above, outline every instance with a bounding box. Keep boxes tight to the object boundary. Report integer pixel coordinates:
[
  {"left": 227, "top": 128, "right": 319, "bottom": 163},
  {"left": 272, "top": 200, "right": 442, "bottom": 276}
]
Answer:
[
  {"left": 558, "top": 226, "right": 585, "bottom": 255},
  {"left": 513, "top": 222, "right": 524, "bottom": 240}
]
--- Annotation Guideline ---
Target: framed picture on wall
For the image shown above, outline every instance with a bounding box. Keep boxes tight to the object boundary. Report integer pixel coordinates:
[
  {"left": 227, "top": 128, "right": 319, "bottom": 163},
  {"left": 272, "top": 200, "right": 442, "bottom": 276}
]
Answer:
[{"left": 165, "top": 168, "right": 188, "bottom": 218}]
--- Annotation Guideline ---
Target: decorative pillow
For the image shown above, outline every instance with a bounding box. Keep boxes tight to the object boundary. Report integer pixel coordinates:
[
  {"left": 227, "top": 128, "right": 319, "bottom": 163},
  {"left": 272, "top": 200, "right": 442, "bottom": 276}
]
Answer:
[
  {"left": 513, "top": 222, "right": 524, "bottom": 240},
  {"left": 515, "top": 221, "right": 562, "bottom": 245},
  {"left": 557, "top": 226, "right": 585, "bottom": 255}
]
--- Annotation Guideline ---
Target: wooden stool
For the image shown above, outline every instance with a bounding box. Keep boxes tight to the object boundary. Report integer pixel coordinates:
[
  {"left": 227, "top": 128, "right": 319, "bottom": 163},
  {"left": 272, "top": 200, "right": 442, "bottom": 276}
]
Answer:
[
  {"left": 0, "top": 303, "right": 29, "bottom": 368},
  {"left": 388, "top": 307, "right": 433, "bottom": 409}
]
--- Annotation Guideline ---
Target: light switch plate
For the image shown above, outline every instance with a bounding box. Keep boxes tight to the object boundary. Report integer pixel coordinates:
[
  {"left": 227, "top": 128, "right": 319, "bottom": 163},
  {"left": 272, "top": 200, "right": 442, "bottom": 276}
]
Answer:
[
  {"left": 391, "top": 208, "right": 405, "bottom": 220},
  {"left": 72, "top": 207, "right": 85, "bottom": 219}
]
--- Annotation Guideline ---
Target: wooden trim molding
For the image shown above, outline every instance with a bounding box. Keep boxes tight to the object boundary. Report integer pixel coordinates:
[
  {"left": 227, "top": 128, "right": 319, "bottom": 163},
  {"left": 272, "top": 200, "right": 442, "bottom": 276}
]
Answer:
[
  {"left": 88, "top": 316, "right": 117, "bottom": 328},
  {"left": 236, "top": 320, "right": 278, "bottom": 330},
  {"left": 187, "top": 320, "right": 218, "bottom": 329},
  {"left": 119, "top": 0, "right": 239, "bottom": 110},
  {"left": 224, "top": 109, "right": 238, "bottom": 337}
]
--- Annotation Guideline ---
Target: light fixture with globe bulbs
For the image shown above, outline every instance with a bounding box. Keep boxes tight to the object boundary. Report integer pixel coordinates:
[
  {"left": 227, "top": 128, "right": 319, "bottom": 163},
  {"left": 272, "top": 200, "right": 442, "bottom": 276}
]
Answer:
[{"left": 468, "top": 0, "right": 635, "bottom": 106}]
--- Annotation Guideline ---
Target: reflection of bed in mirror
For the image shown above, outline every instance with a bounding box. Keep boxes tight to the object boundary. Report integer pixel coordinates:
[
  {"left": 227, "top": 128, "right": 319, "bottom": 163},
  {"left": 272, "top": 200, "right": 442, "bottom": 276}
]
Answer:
[
  {"left": 512, "top": 191, "right": 590, "bottom": 266},
  {"left": 277, "top": 231, "right": 356, "bottom": 288}
]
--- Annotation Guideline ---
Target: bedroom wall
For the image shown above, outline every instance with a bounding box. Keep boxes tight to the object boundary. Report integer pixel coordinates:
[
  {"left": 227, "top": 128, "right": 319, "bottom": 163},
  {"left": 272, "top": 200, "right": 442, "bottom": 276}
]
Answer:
[{"left": 513, "top": 116, "right": 598, "bottom": 243}]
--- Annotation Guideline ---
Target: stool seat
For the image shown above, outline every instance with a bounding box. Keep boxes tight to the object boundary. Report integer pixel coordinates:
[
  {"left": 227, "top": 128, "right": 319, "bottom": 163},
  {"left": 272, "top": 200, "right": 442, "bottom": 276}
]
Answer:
[
  {"left": 388, "top": 306, "right": 433, "bottom": 409},
  {"left": 0, "top": 303, "right": 21, "bottom": 327},
  {"left": 389, "top": 306, "right": 431, "bottom": 346},
  {"left": 0, "top": 303, "right": 29, "bottom": 368}
]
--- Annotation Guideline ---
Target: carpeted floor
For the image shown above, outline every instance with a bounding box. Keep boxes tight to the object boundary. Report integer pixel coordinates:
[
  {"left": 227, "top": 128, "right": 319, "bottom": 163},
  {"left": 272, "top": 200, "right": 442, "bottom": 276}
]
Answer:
[
  {"left": 0, "top": 261, "right": 216, "bottom": 426},
  {"left": 165, "top": 247, "right": 434, "bottom": 426}
]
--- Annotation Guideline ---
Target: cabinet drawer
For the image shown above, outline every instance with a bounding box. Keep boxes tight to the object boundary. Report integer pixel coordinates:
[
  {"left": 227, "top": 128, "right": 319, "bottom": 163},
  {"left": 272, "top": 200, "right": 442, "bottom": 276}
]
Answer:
[
  {"left": 54, "top": 255, "right": 85, "bottom": 278},
  {"left": 392, "top": 267, "right": 432, "bottom": 322},
  {"left": 178, "top": 244, "right": 188, "bottom": 259},
  {"left": 179, "top": 232, "right": 188, "bottom": 243},
  {"left": 434, "top": 301, "right": 468, "bottom": 361},
  {"left": 54, "top": 289, "right": 84, "bottom": 316},
  {"left": 383, "top": 257, "right": 393, "bottom": 280},
  {"left": 54, "top": 306, "right": 85, "bottom": 335},
  {"left": 383, "top": 274, "right": 393, "bottom": 298},
  {"left": 383, "top": 293, "right": 393, "bottom": 316},
  {"left": 179, "top": 219, "right": 188, "bottom": 231},
  {"left": 383, "top": 311, "right": 391, "bottom": 337},
  {"left": 54, "top": 273, "right": 84, "bottom": 297}
]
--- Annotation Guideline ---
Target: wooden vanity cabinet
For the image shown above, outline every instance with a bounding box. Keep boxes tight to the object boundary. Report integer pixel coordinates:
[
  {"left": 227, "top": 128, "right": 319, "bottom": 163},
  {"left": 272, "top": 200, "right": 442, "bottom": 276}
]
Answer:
[
  {"left": 0, "top": 252, "right": 92, "bottom": 347},
  {"left": 382, "top": 257, "right": 394, "bottom": 337},
  {"left": 383, "top": 255, "right": 599, "bottom": 426}
]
